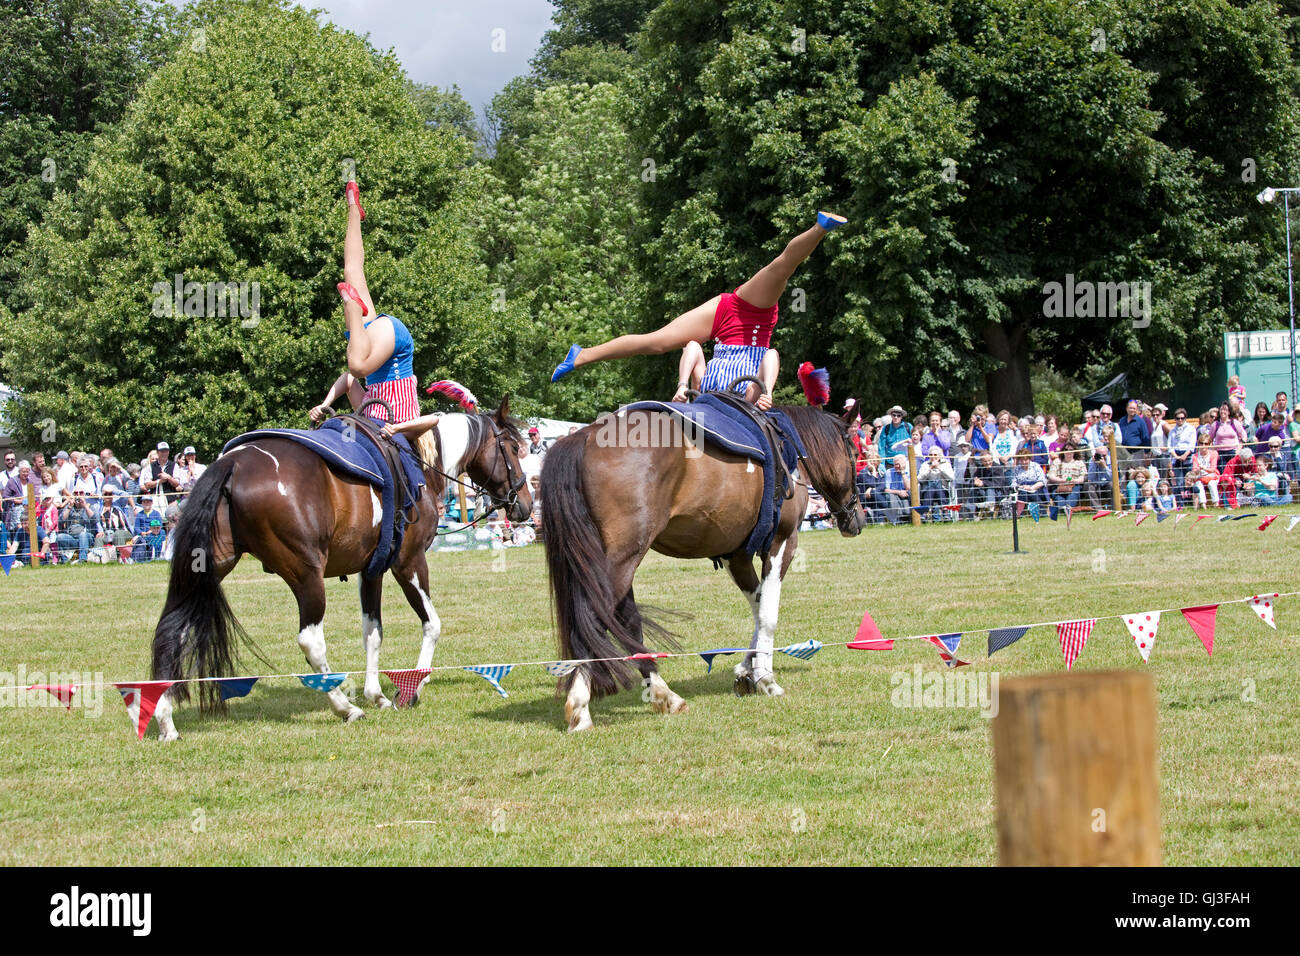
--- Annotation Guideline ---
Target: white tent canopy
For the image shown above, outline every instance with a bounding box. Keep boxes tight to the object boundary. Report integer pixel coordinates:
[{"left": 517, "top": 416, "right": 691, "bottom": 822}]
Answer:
[{"left": 524, "top": 416, "right": 587, "bottom": 443}]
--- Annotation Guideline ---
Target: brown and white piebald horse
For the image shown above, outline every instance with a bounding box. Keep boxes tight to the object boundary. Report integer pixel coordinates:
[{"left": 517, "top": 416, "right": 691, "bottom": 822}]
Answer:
[
  {"left": 149, "top": 400, "right": 530, "bottom": 741},
  {"left": 541, "top": 401, "right": 865, "bottom": 731}
]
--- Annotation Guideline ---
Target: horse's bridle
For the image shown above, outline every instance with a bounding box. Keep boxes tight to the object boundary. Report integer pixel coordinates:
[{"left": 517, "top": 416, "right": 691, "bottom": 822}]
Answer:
[
  {"left": 481, "top": 415, "right": 527, "bottom": 515},
  {"left": 819, "top": 427, "right": 862, "bottom": 525}
]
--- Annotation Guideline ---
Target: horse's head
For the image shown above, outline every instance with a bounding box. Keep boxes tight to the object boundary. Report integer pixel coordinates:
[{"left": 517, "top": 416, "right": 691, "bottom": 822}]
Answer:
[
  {"left": 462, "top": 395, "right": 533, "bottom": 523},
  {"left": 784, "top": 404, "right": 867, "bottom": 537}
]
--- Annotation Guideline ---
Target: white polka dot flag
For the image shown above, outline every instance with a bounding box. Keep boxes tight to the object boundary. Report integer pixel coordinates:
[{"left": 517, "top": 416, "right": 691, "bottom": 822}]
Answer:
[
  {"left": 114, "top": 681, "right": 174, "bottom": 741},
  {"left": 463, "top": 664, "right": 513, "bottom": 698},
  {"left": 1249, "top": 594, "right": 1279, "bottom": 629},
  {"left": 1056, "top": 619, "right": 1096, "bottom": 671},
  {"left": 382, "top": 668, "right": 431, "bottom": 708},
  {"left": 1124, "top": 611, "right": 1161, "bottom": 663}
]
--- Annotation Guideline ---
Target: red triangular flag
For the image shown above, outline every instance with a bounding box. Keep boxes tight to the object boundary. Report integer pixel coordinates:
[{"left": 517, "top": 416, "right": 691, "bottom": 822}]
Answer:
[
  {"left": 29, "top": 683, "right": 77, "bottom": 711},
  {"left": 382, "top": 668, "right": 432, "bottom": 708},
  {"left": 1134, "top": 512, "right": 1148, "bottom": 526},
  {"left": 848, "top": 610, "right": 894, "bottom": 650},
  {"left": 1248, "top": 593, "right": 1278, "bottom": 629},
  {"left": 1194, "top": 515, "right": 1210, "bottom": 523},
  {"left": 114, "top": 681, "right": 174, "bottom": 740},
  {"left": 1258, "top": 515, "right": 1278, "bottom": 531},
  {"left": 1181, "top": 605, "right": 1219, "bottom": 656},
  {"left": 924, "top": 635, "right": 969, "bottom": 668},
  {"left": 1091, "top": 510, "right": 1112, "bottom": 521}
]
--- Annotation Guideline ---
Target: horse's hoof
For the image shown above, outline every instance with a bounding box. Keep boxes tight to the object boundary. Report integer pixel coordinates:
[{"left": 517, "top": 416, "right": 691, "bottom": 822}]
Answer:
[
  {"left": 669, "top": 698, "right": 689, "bottom": 714},
  {"left": 344, "top": 707, "right": 366, "bottom": 723},
  {"left": 369, "top": 694, "right": 393, "bottom": 710},
  {"left": 733, "top": 674, "right": 757, "bottom": 697},
  {"left": 159, "top": 731, "right": 180, "bottom": 743},
  {"left": 756, "top": 675, "right": 785, "bottom": 697},
  {"left": 566, "top": 715, "right": 593, "bottom": 732}
]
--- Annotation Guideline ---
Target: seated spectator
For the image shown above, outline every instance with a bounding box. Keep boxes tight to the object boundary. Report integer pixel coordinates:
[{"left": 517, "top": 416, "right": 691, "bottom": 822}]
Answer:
[
  {"left": 1047, "top": 445, "right": 1085, "bottom": 519},
  {"left": 125, "top": 463, "right": 143, "bottom": 502},
  {"left": 950, "top": 437, "right": 973, "bottom": 505},
  {"left": 131, "top": 494, "right": 166, "bottom": 562},
  {"left": 94, "top": 489, "right": 134, "bottom": 562},
  {"left": 967, "top": 450, "right": 1007, "bottom": 510},
  {"left": 855, "top": 450, "right": 885, "bottom": 519},
  {"left": 1248, "top": 455, "right": 1292, "bottom": 506},
  {"left": 1152, "top": 479, "right": 1179, "bottom": 514},
  {"left": 1218, "top": 446, "right": 1255, "bottom": 508},
  {"left": 1010, "top": 452, "right": 1048, "bottom": 511},
  {"left": 917, "top": 446, "right": 954, "bottom": 521},
  {"left": 879, "top": 455, "right": 912, "bottom": 524},
  {"left": 1084, "top": 446, "right": 1112, "bottom": 509},
  {"left": 56, "top": 490, "right": 98, "bottom": 564}
]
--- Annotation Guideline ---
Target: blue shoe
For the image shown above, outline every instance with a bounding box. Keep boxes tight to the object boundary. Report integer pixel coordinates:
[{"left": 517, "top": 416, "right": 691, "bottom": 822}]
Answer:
[
  {"left": 551, "top": 344, "right": 582, "bottom": 383},
  {"left": 817, "top": 210, "right": 848, "bottom": 231}
]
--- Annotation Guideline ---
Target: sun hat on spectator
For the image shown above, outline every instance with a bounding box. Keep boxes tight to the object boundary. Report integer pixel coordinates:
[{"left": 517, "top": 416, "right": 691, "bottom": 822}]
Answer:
[
  {"left": 157, "top": 441, "right": 169, "bottom": 451},
  {"left": 183, "top": 445, "right": 196, "bottom": 455},
  {"left": 1154, "top": 402, "right": 1168, "bottom": 412},
  {"left": 888, "top": 405, "right": 905, "bottom": 415},
  {"left": 56, "top": 451, "right": 69, "bottom": 460}
]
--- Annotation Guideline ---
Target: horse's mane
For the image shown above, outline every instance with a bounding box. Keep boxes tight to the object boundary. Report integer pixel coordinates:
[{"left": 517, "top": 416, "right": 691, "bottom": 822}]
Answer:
[{"left": 776, "top": 404, "right": 849, "bottom": 472}]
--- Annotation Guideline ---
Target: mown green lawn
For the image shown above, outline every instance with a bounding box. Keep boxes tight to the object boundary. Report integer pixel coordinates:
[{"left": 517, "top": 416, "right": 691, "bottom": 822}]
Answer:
[{"left": 1, "top": 513, "right": 1297, "bottom": 865}]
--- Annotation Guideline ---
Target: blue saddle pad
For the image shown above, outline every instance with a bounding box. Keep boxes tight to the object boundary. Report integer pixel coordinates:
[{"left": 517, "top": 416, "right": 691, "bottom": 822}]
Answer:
[
  {"left": 621, "top": 395, "right": 806, "bottom": 556},
  {"left": 222, "top": 418, "right": 424, "bottom": 579}
]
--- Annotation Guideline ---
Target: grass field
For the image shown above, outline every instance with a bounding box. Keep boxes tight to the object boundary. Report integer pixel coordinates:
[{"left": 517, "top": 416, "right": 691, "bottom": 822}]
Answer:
[{"left": 1, "top": 513, "right": 1298, "bottom": 866}]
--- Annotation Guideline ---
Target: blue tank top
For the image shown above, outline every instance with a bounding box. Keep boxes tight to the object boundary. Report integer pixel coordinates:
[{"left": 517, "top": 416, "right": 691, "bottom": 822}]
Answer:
[{"left": 343, "top": 313, "right": 414, "bottom": 385}]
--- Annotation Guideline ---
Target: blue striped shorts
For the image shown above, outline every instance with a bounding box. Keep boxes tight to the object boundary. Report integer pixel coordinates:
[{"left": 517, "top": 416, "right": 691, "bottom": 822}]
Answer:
[{"left": 701, "top": 344, "right": 768, "bottom": 394}]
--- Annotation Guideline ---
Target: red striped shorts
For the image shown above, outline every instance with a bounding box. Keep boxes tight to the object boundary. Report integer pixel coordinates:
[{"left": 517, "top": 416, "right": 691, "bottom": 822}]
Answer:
[{"left": 363, "top": 376, "right": 420, "bottom": 424}]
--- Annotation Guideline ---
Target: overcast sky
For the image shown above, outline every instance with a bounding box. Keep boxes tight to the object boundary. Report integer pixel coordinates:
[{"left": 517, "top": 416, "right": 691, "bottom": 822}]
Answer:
[{"left": 299, "top": 0, "right": 555, "bottom": 118}]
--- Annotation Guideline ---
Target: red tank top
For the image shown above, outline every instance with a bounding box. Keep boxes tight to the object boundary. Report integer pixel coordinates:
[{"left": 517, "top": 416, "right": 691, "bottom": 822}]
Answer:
[{"left": 710, "top": 289, "right": 778, "bottom": 348}]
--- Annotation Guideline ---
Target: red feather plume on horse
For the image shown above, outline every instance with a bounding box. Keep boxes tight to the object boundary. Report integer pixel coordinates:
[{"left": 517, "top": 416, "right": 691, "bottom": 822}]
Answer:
[
  {"left": 797, "top": 362, "right": 830, "bottom": 407},
  {"left": 424, "top": 379, "right": 478, "bottom": 411}
]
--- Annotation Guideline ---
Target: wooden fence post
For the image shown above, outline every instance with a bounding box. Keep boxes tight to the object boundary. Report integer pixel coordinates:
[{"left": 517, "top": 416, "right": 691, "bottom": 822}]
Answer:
[
  {"left": 993, "top": 670, "right": 1161, "bottom": 866},
  {"left": 1109, "top": 430, "right": 1121, "bottom": 510},
  {"left": 907, "top": 443, "right": 920, "bottom": 526},
  {"left": 25, "top": 482, "right": 39, "bottom": 567}
]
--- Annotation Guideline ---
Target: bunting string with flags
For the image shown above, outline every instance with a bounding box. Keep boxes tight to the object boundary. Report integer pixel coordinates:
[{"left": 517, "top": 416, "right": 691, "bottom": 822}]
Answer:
[
  {"left": 11, "top": 588, "right": 1298, "bottom": 739},
  {"left": 382, "top": 669, "right": 431, "bottom": 708}
]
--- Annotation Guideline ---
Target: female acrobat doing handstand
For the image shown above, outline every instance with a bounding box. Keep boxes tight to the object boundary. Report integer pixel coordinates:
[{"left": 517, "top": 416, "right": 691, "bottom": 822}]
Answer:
[
  {"left": 550, "top": 211, "right": 847, "bottom": 409},
  {"left": 310, "top": 179, "right": 421, "bottom": 426}
]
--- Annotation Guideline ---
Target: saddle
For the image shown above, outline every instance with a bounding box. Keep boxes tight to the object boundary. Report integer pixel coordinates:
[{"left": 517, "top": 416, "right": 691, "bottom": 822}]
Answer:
[
  {"left": 222, "top": 415, "right": 425, "bottom": 580},
  {"left": 620, "top": 391, "right": 805, "bottom": 559}
]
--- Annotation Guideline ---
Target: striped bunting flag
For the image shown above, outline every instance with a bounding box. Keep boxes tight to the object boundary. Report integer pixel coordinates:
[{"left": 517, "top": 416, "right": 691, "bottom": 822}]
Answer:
[
  {"left": 699, "top": 649, "right": 746, "bottom": 673},
  {"left": 1287, "top": 516, "right": 1300, "bottom": 532},
  {"left": 464, "top": 665, "right": 513, "bottom": 698},
  {"left": 1248, "top": 594, "right": 1278, "bottom": 629},
  {"left": 1056, "top": 619, "right": 1097, "bottom": 670},
  {"left": 216, "top": 677, "right": 259, "bottom": 702},
  {"left": 545, "top": 660, "right": 579, "bottom": 678},
  {"left": 925, "top": 634, "right": 969, "bottom": 668},
  {"left": 382, "top": 668, "right": 431, "bottom": 708},
  {"left": 298, "top": 673, "right": 347, "bottom": 693},
  {"left": 1134, "top": 512, "right": 1149, "bottom": 526},
  {"left": 1258, "top": 515, "right": 1278, "bottom": 531},
  {"left": 987, "top": 625, "right": 1029, "bottom": 657},
  {"left": 1123, "top": 611, "right": 1160, "bottom": 663},
  {"left": 778, "top": 639, "right": 823, "bottom": 661}
]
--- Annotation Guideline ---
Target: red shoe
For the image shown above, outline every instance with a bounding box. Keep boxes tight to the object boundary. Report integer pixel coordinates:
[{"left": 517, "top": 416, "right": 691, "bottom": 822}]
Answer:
[
  {"left": 345, "top": 180, "right": 366, "bottom": 221},
  {"left": 336, "top": 282, "right": 368, "bottom": 316}
]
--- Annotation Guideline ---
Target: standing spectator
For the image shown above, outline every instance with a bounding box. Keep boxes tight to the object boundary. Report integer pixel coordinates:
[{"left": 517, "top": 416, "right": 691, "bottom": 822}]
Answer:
[
  {"left": 1249, "top": 401, "right": 1270, "bottom": 448},
  {"left": 1227, "top": 374, "right": 1247, "bottom": 411},
  {"left": 125, "top": 463, "right": 143, "bottom": 501},
  {"left": 917, "top": 446, "right": 954, "bottom": 521},
  {"left": 919, "top": 411, "right": 951, "bottom": 459},
  {"left": 68, "top": 456, "right": 104, "bottom": 516},
  {"left": 181, "top": 446, "right": 206, "bottom": 489},
  {"left": 1017, "top": 420, "right": 1049, "bottom": 467},
  {"left": 1148, "top": 403, "right": 1171, "bottom": 478},
  {"left": 877, "top": 405, "right": 912, "bottom": 461},
  {"left": 3, "top": 461, "right": 38, "bottom": 562},
  {"left": 966, "top": 405, "right": 995, "bottom": 453},
  {"left": 526, "top": 428, "right": 546, "bottom": 464},
  {"left": 1271, "top": 391, "right": 1289, "bottom": 415},
  {"left": 1168, "top": 409, "right": 1198, "bottom": 502},
  {"left": 1047, "top": 445, "right": 1085, "bottom": 519},
  {"left": 101, "top": 459, "right": 129, "bottom": 495},
  {"left": 142, "top": 442, "right": 183, "bottom": 506},
  {"left": 944, "top": 410, "right": 964, "bottom": 448},
  {"left": 2, "top": 450, "right": 16, "bottom": 483},
  {"left": 1041, "top": 414, "right": 1060, "bottom": 449},
  {"left": 1254, "top": 409, "right": 1288, "bottom": 454},
  {"left": 990, "top": 410, "right": 1018, "bottom": 465},
  {"left": 1207, "top": 403, "right": 1245, "bottom": 459},
  {"left": 1116, "top": 400, "right": 1151, "bottom": 468},
  {"left": 54, "top": 451, "right": 74, "bottom": 491},
  {"left": 950, "top": 437, "right": 973, "bottom": 506},
  {"left": 28, "top": 452, "right": 46, "bottom": 493}
]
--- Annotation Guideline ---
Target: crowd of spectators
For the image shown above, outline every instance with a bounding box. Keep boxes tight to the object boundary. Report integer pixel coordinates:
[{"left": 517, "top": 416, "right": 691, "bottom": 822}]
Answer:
[
  {"left": 1, "top": 442, "right": 205, "bottom": 566},
  {"left": 842, "top": 386, "right": 1300, "bottom": 525}
]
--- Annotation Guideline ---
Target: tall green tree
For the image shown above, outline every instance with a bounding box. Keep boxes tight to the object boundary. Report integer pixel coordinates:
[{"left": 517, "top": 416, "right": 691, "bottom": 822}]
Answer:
[{"left": 3, "top": 0, "right": 522, "bottom": 456}]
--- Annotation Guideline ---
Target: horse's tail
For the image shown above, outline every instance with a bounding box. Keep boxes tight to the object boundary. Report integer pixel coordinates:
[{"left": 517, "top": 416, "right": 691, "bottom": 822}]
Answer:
[
  {"left": 150, "top": 453, "right": 252, "bottom": 712},
  {"left": 541, "top": 435, "right": 645, "bottom": 699}
]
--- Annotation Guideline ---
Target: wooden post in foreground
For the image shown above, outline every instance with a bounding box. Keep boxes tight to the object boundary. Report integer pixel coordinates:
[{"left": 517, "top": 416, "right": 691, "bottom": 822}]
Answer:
[
  {"left": 992, "top": 670, "right": 1160, "bottom": 866},
  {"left": 25, "top": 482, "right": 39, "bottom": 568},
  {"left": 457, "top": 475, "right": 469, "bottom": 524},
  {"left": 907, "top": 443, "right": 920, "bottom": 526},
  {"left": 1108, "top": 430, "right": 1122, "bottom": 510}
]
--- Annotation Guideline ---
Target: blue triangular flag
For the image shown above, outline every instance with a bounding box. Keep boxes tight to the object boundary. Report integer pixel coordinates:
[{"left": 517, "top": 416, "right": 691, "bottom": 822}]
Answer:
[
  {"left": 216, "top": 677, "right": 259, "bottom": 701},
  {"left": 464, "top": 664, "right": 513, "bottom": 698},
  {"left": 0, "top": 553, "right": 12, "bottom": 576},
  {"left": 299, "top": 673, "right": 346, "bottom": 692},
  {"left": 1231, "top": 513, "right": 1258, "bottom": 521},
  {"left": 777, "top": 639, "right": 823, "bottom": 661},
  {"left": 545, "top": 660, "right": 578, "bottom": 678},
  {"left": 988, "top": 625, "right": 1030, "bottom": 657},
  {"left": 1156, "top": 511, "right": 1170, "bottom": 522},
  {"left": 937, "top": 633, "right": 962, "bottom": 655},
  {"left": 1216, "top": 513, "right": 1234, "bottom": 522},
  {"left": 699, "top": 648, "right": 747, "bottom": 673},
  {"left": 1027, "top": 502, "right": 1040, "bottom": 523}
]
